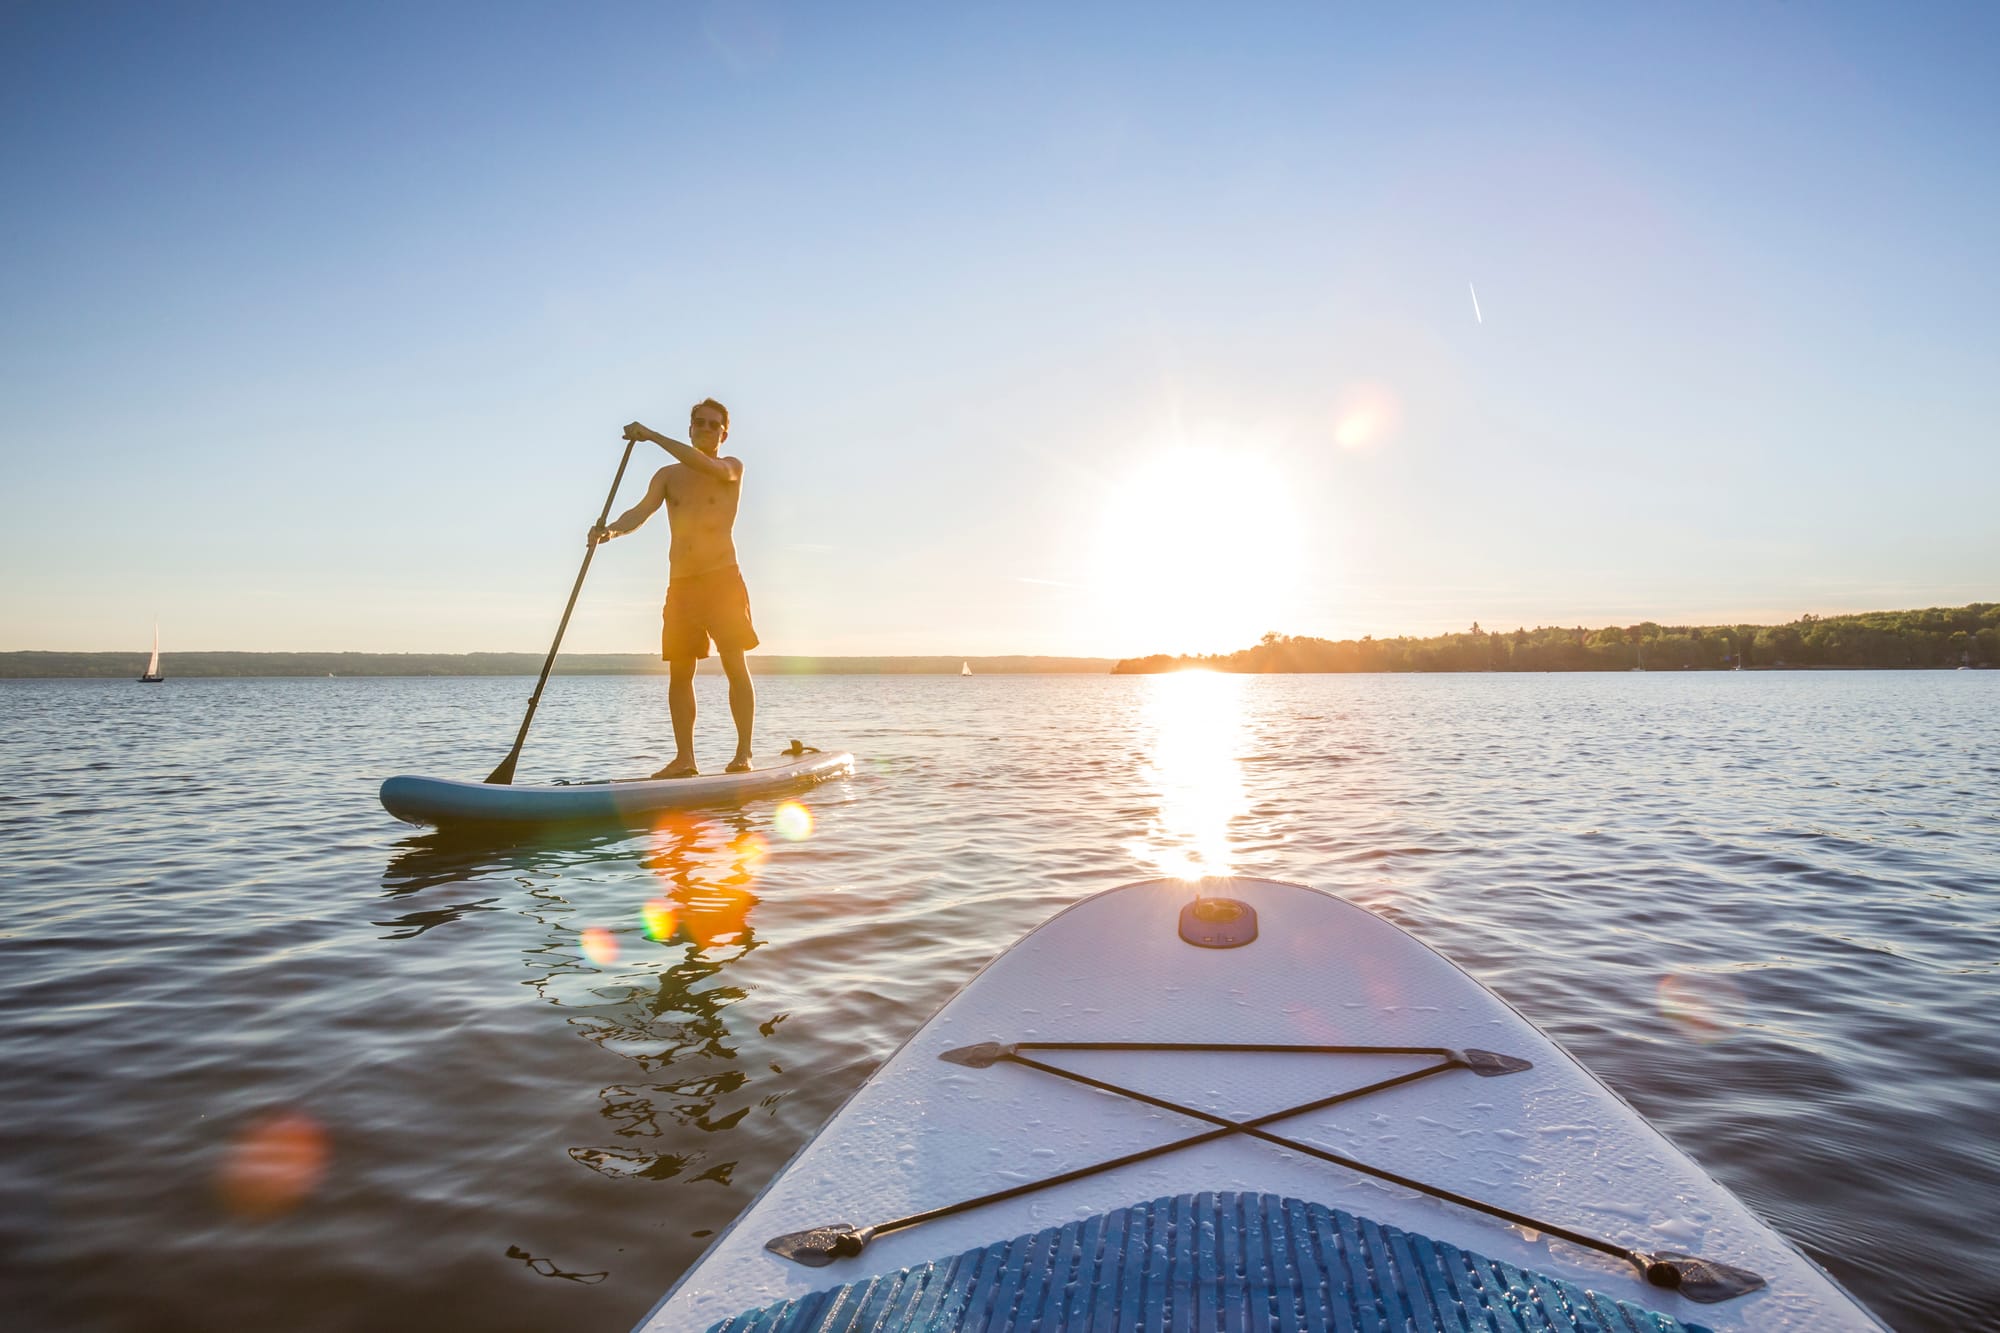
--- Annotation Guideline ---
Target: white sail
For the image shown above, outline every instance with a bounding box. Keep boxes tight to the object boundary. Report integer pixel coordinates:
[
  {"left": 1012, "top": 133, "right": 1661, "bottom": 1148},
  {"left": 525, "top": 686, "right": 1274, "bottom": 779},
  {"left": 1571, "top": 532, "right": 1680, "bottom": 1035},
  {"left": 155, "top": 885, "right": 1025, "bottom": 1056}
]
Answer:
[
  {"left": 961, "top": 661, "right": 972, "bottom": 676},
  {"left": 146, "top": 626, "right": 160, "bottom": 677}
]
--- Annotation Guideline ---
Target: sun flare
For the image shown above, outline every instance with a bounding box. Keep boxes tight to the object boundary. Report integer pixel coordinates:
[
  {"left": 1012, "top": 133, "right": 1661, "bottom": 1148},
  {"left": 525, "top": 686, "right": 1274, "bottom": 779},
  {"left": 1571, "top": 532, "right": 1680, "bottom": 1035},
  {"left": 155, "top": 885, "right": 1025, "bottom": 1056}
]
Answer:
[
  {"left": 1333, "top": 383, "right": 1400, "bottom": 451},
  {"left": 1089, "top": 444, "right": 1305, "bottom": 656}
]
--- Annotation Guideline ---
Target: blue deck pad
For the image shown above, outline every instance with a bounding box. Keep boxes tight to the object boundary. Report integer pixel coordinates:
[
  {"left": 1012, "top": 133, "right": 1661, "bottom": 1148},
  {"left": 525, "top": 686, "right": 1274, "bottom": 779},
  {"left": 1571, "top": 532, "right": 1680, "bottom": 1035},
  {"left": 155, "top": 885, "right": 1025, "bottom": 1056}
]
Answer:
[{"left": 709, "top": 1192, "right": 1712, "bottom": 1332}]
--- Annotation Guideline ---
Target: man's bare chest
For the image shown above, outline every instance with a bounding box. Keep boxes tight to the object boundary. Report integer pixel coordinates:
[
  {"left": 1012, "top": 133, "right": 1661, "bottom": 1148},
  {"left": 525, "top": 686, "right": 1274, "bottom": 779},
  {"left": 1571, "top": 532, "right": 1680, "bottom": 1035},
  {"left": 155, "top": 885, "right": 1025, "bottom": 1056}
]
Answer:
[{"left": 664, "top": 470, "right": 740, "bottom": 519}]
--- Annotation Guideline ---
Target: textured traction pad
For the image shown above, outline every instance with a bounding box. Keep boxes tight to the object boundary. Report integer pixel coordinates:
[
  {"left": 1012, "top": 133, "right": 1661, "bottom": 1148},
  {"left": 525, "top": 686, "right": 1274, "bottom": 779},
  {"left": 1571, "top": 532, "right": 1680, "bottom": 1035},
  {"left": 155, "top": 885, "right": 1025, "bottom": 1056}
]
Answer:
[{"left": 708, "top": 1190, "right": 1710, "bottom": 1332}]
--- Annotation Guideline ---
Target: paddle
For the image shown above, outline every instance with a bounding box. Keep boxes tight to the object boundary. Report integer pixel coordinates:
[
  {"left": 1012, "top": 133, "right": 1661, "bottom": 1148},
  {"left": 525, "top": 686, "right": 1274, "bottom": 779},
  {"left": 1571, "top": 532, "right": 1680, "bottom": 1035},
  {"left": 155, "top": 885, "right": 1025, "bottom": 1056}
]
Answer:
[{"left": 485, "top": 436, "right": 640, "bottom": 784}]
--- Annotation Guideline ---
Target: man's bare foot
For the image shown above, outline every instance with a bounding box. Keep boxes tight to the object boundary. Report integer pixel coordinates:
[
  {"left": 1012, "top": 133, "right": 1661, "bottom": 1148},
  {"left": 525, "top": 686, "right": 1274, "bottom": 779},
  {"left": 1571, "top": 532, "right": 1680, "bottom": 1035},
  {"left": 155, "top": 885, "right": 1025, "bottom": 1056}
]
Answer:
[
  {"left": 651, "top": 759, "right": 699, "bottom": 779},
  {"left": 725, "top": 755, "right": 753, "bottom": 774}
]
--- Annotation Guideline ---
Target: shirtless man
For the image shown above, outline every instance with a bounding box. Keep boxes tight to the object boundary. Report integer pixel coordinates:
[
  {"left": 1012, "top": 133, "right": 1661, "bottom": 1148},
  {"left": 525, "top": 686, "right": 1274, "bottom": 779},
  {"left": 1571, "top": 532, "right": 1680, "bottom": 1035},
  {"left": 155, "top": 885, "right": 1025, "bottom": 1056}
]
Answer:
[{"left": 589, "top": 398, "right": 757, "bottom": 777}]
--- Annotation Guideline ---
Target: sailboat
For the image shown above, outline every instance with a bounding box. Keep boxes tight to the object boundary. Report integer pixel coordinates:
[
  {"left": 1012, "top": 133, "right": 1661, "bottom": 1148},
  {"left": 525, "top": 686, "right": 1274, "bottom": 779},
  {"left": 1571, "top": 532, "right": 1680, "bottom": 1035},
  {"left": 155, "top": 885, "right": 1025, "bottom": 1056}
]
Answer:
[
  {"left": 960, "top": 661, "right": 972, "bottom": 676},
  {"left": 139, "top": 625, "right": 164, "bottom": 683}
]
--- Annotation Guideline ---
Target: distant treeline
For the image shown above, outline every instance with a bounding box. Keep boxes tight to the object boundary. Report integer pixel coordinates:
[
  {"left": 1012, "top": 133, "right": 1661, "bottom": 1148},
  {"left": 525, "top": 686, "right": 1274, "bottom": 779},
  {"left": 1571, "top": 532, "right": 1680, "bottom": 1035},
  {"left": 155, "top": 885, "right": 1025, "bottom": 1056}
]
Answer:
[
  {"left": 1113, "top": 604, "right": 1999, "bottom": 675},
  {"left": 0, "top": 652, "right": 1114, "bottom": 679}
]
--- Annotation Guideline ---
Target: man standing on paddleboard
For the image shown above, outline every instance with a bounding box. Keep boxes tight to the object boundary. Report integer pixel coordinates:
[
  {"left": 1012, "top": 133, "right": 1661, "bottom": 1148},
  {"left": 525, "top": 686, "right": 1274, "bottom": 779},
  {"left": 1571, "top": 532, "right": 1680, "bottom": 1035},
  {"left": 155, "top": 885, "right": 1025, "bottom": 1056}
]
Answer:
[{"left": 588, "top": 399, "right": 758, "bottom": 777}]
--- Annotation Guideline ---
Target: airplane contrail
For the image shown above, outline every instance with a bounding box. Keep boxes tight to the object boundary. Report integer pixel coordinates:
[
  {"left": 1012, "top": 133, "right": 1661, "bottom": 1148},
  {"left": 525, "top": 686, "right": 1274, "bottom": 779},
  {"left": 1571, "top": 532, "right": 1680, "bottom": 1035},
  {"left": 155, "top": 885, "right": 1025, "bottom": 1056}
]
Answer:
[{"left": 1469, "top": 280, "right": 1483, "bottom": 324}]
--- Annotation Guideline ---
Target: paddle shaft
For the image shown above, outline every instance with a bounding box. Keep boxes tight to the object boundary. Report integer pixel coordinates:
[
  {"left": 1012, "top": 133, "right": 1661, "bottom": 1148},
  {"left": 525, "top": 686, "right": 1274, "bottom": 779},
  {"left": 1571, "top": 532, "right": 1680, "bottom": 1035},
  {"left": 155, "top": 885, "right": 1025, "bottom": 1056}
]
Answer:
[{"left": 486, "top": 437, "right": 640, "bottom": 784}]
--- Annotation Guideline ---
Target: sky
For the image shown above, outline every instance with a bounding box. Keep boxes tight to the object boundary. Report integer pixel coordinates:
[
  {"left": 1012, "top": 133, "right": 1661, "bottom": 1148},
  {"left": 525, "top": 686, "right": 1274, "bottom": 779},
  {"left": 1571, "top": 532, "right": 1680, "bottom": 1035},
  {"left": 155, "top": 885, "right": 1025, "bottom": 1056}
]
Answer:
[{"left": 2, "top": 2, "right": 1996, "bottom": 658}]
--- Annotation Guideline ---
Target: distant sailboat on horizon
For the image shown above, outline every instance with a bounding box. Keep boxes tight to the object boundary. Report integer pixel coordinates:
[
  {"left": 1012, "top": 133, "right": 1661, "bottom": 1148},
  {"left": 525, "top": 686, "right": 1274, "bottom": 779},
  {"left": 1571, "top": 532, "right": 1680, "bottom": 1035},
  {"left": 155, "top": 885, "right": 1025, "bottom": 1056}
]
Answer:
[
  {"left": 139, "top": 625, "right": 164, "bottom": 683},
  {"left": 961, "top": 660, "right": 972, "bottom": 676}
]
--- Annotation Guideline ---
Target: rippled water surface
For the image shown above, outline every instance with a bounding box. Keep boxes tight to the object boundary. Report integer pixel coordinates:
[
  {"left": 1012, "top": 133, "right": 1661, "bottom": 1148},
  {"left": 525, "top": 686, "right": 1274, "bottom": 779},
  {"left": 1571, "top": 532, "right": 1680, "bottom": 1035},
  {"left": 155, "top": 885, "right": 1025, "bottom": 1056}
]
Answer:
[{"left": 1, "top": 672, "right": 1994, "bottom": 1331}]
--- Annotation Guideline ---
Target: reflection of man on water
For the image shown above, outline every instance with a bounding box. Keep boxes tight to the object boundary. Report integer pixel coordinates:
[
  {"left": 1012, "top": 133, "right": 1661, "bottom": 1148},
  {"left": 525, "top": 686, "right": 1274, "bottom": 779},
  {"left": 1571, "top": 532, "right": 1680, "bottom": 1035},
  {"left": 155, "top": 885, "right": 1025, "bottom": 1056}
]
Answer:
[{"left": 589, "top": 399, "right": 758, "bottom": 777}]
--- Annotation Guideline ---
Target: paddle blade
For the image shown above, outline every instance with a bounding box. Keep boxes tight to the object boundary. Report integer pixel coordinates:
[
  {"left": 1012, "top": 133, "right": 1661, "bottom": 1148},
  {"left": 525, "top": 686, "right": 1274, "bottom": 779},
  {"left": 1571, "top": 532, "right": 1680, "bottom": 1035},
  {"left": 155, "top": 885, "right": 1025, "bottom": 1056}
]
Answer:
[{"left": 485, "top": 750, "right": 521, "bottom": 785}]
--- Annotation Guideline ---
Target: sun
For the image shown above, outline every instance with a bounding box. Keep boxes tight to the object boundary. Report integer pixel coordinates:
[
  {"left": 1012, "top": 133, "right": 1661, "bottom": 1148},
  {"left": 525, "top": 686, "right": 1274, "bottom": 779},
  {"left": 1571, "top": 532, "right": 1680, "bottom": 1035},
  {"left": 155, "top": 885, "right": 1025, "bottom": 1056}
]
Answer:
[{"left": 1088, "top": 442, "right": 1306, "bottom": 656}]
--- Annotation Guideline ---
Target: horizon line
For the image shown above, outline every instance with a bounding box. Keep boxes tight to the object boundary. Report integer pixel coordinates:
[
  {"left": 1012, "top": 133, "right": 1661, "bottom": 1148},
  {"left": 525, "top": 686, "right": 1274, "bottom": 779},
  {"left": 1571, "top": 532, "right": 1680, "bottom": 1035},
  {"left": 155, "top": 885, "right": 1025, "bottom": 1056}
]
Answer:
[{"left": 4, "top": 598, "right": 1995, "bottom": 662}]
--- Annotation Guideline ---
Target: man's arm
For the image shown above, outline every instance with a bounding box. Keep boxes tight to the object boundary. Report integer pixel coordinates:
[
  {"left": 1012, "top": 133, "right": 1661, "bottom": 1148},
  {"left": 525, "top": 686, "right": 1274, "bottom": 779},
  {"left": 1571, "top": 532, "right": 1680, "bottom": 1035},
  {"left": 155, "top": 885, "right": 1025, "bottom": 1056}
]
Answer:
[
  {"left": 590, "top": 468, "right": 669, "bottom": 544},
  {"left": 625, "top": 423, "right": 744, "bottom": 482}
]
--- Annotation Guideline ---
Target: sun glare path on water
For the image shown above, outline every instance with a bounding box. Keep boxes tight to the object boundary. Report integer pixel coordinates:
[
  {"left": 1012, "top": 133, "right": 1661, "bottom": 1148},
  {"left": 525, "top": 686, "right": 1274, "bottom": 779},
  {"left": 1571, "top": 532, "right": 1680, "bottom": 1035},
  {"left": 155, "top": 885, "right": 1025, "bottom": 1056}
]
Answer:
[{"left": 1129, "top": 670, "right": 1250, "bottom": 882}]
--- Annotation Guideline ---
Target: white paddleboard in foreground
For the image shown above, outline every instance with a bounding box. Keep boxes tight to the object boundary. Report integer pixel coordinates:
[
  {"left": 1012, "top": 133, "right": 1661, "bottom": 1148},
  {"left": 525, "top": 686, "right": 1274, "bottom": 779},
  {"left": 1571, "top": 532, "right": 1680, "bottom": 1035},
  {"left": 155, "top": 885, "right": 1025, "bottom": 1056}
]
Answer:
[
  {"left": 639, "top": 877, "right": 1884, "bottom": 1332},
  {"left": 379, "top": 748, "right": 852, "bottom": 830}
]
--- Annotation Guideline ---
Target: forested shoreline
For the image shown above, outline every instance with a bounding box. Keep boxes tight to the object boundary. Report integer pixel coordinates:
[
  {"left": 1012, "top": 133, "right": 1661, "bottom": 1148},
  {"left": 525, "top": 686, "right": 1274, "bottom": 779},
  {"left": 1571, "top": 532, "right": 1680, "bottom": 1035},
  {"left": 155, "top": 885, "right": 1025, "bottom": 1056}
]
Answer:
[
  {"left": 8, "top": 605, "right": 1994, "bottom": 678},
  {"left": 1113, "top": 604, "right": 1999, "bottom": 674}
]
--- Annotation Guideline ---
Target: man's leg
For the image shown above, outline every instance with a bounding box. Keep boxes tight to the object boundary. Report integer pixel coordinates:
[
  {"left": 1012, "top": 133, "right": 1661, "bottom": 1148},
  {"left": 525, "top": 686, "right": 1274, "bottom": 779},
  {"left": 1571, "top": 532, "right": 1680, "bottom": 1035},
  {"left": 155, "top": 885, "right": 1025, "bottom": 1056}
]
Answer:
[
  {"left": 655, "top": 656, "right": 700, "bottom": 778},
  {"left": 718, "top": 647, "right": 755, "bottom": 771}
]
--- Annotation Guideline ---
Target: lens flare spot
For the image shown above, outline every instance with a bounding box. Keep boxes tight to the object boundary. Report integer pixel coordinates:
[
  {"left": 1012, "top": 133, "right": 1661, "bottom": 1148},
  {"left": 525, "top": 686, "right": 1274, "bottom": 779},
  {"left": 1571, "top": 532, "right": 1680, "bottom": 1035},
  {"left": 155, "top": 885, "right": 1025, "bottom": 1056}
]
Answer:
[
  {"left": 218, "top": 1110, "right": 328, "bottom": 1218},
  {"left": 1658, "top": 973, "right": 1745, "bottom": 1044},
  {"left": 641, "top": 898, "right": 679, "bottom": 942},
  {"left": 580, "top": 927, "right": 620, "bottom": 966},
  {"left": 773, "top": 801, "right": 814, "bottom": 841},
  {"left": 1333, "top": 383, "right": 1401, "bottom": 451}
]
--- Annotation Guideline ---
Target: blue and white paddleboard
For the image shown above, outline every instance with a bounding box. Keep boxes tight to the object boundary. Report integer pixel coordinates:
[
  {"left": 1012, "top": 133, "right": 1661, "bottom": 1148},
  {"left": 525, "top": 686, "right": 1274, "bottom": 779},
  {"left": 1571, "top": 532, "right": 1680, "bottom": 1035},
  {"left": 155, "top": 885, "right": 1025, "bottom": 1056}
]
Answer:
[
  {"left": 379, "top": 748, "right": 853, "bottom": 830},
  {"left": 636, "top": 877, "right": 1884, "bottom": 1332}
]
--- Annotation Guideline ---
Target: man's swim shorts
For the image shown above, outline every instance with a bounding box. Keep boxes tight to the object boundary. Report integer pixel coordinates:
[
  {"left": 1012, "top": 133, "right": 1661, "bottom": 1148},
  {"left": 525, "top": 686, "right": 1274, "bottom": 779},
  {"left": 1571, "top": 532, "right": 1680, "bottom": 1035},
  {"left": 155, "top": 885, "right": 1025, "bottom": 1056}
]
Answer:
[{"left": 661, "top": 565, "right": 759, "bottom": 661}]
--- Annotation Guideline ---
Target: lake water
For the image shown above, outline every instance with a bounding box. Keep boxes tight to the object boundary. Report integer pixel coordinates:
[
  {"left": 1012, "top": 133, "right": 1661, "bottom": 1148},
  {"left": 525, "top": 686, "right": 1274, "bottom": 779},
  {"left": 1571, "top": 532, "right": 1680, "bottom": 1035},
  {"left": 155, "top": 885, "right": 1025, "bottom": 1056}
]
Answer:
[{"left": 0, "top": 671, "right": 1993, "bottom": 1331}]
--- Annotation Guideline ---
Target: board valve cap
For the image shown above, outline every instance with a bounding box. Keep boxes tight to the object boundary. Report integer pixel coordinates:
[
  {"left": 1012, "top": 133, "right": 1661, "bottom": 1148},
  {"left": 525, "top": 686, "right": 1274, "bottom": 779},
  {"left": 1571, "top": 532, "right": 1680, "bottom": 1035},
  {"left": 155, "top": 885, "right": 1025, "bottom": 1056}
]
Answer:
[{"left": 1179, "top": 896, "right": 1259, "bottom": 948}]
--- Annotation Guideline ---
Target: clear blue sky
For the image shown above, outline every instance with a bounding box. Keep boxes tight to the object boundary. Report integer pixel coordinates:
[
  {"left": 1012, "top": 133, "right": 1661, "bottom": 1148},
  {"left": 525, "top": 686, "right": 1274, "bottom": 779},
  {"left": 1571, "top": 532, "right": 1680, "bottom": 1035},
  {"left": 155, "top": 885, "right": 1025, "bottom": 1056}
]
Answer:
[{"left": 3, "top": 2, "right": 1995, "bottom": 657}]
